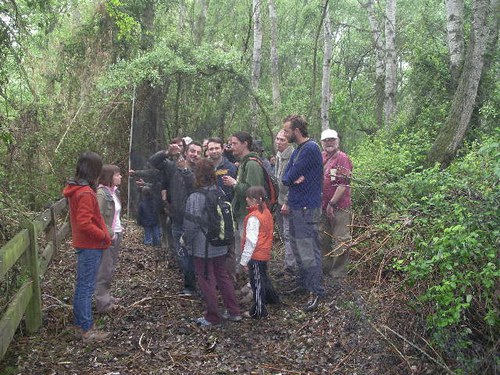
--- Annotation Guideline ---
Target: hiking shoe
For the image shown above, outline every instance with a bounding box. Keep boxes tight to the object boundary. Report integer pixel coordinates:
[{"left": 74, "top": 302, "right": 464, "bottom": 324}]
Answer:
[
  {"left": 194, "top": 317, "right": 213, "bottom": 327},
  {"left": 178, "top": 288, "right": 196, "bottom": 297},
  {"left": 81, "top": 327, "right": 110, "bottom": 342},
  {"left": 304, "top": 293, "right": 320, "bottom": 312},
  {"left": 222, "top": 311, "right": 243, "bottom": 322}
]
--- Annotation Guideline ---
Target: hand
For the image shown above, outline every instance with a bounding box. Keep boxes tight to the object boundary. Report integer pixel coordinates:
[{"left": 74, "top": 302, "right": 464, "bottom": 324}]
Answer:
[
  {"left": 242, "top": 265, "right": 248, "bottom": 272},
  {"left": 294, "top": 175, "right": 305, "bottom": 184},
  {"left": 167, "top": 143, "right": 182, "bottom": 156},
  {"left": 136, "top": 178, "right": 145, "bottom": 187},
  {"left": 281, "top": 203, "right": 289, "bottom": 215},
  {"left": 222, "top": 175, "right": 236, "bottom": 187},
  {"left": 129, "top": 169, "right": 135, "bottom": 176},
  {"left": 326, "top": 203, "right": 336, "bottom": 219}
]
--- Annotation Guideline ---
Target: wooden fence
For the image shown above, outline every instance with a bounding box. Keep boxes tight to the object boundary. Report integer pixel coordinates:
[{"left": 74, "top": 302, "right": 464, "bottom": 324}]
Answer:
[{"left": 0, "top": 198, "right": 69, "bottom": 361}]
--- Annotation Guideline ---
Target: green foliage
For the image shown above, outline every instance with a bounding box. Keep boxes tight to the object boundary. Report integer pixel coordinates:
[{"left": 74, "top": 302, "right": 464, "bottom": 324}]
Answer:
[{"left": 354, "top": 133, "right": 499, "bottom": 371}]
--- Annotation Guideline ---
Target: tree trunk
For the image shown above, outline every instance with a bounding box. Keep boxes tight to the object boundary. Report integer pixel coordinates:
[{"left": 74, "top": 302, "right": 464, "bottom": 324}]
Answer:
[
  {"left": 363, "top": 0, "right": 385, "bottom": 129},
  {"left": 268, "top": 0, "right": 281, "bottom": 127},
  {"left": 426, "top": 0, "right": 491, "bottom": 168},
  {"left": 250, "top": 0, "right": 263, "bottom": 134},
  {"left": 384, "top": 0, "right": 397, "bottom": 126},
  {"left": 321, "top": 3, "right": 333, "bottom": 131},
  {"left": 445, "top": 0, "right": 465, "bottom": 88},
  {"left": 193, "top": 0, "right": 210, "bottom": 45}
]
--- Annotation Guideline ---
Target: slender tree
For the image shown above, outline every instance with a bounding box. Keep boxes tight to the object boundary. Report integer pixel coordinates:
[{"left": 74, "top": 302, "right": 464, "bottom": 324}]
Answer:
[
  {"left": 268, "top": 0, "right": 281, "bottom": 129},
  {"left": 445, "top": 0, "right": 465, "bottom": 88},
  {"left": 362, "top": 0, "right": 385, "bottom": 129},
  {"left": 384, "top": 0, "right": 397, "bottom": 125},
  {"left": 321, "top": 2, "right": 333, "bottom": 131},
  {"left": 251, "top": 0, "right": 263, "bottom": 133}
]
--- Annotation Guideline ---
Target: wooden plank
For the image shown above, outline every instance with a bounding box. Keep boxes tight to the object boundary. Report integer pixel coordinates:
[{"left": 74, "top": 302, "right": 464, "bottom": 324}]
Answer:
[
  {"left": 23, "top": 222, "right": 42, "bottom": 333},
  {"left": 51, "top": 198, "right": 67, "bottom": 216},
  {"left": 0, "top": 282, "right": 33, "bottom": 361},
  {"left": 57, "top": 222, "right": 70, "bottom": 243},
  {"left": 0, "top": 230, "right": 30, "bottom": 279},
  {"left": 33, "top": 209, "right": 52, "bottom": 233},
  {"left": 39, "top": 242, "right": 55, "bottom": 277}
]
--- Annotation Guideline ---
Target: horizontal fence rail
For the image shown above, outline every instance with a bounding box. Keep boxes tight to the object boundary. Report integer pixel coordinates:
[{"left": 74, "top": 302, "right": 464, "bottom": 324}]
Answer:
[{"left": 0, "top": 198, "right": 69, "bottom": 361}]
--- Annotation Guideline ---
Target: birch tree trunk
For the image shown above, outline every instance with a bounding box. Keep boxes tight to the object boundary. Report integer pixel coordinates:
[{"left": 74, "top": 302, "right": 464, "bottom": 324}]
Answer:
[
  {"left": 193, "top": 0, "right": 210, "bottom": 45},
  {"left": 363, "top": 0, "right": 385, "bottom": 129},
  {"left": 445, "top": 0, "right": 465, "bottom": 87},
  {"left": 321, "top": 3, "right": 333, "bottom": 131},
  {"left": 384, "top": 0, "right": 397, "bottom": 125},
  {"left": 251, "top": 0, "right": 263, "bottom": 134},
  {"left": 426, "top": 0, "right": 491, "bottom": 168},
  {"left": 268, "top": 0, "right": 281, "bottom": 127}
]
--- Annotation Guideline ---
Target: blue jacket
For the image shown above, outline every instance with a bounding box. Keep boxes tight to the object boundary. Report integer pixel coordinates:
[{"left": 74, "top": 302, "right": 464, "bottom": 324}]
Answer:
[{"left": 282, "top": 140, "right": 322, "bottom": 210}]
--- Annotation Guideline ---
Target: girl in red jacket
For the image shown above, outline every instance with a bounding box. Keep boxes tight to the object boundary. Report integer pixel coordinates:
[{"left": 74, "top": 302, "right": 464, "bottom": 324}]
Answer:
[
  {"left": 63, "top": 152, "right": 111, "bottom": 342},
  {"left": 239, "top": 186, "right": 280, "bottom": 319}
]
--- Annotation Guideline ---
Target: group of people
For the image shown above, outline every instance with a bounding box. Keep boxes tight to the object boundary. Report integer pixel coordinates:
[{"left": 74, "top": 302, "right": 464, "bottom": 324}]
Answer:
[{"left": 64, "top": 114, "right": 353, "bottom": 342}]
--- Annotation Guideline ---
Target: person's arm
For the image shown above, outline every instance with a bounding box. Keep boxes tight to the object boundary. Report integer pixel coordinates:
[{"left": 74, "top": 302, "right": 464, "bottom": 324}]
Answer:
[
  {"left": 183, "top": 193, "right": 204, "bottom": 253},
  {"left": 76, "top": 192, "right": 110, "bottom": 245},
  {"left": 240, "top": 216, "right": 260, "bottom": 267},
  {"left": 96, "top": 189, "right": 114, "bottom": 237}
]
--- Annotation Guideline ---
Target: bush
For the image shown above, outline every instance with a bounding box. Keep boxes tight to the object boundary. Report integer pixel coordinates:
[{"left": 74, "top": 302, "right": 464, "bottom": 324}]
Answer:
[{"left": 352, "top": 133, "right": 499, "bottom": 372}]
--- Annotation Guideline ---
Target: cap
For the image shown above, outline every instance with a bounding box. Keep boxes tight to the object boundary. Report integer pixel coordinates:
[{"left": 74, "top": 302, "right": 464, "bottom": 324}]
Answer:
[
  {"left": 321, "top": 129, "right": 338, "bottom": 140},
  {"left": 183, "top": 136, "right": 193, "bottom": 145}
]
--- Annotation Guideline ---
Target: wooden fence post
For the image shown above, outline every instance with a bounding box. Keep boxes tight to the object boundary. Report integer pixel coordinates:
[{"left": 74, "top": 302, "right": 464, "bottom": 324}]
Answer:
[
  {"left": 23, "top": 221, "right": 42, "bottom": 333},
  {"left": 49, "top": 205, "right": 59, "bottom": 255}
]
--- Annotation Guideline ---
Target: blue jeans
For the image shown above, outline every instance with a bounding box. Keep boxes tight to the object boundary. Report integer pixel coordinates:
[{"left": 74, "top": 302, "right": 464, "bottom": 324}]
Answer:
[
  {"left": 144, "top": 225, "right": 161, "bottom": 246},
  {"left": 171, "top": 222, "right": 196, "bottom": 291},
  {"left": 73, "top": 248, "right": 103, "bottom": 332},
  {"left": 288, "top": 207, "right": 325, "bottom": 296}
]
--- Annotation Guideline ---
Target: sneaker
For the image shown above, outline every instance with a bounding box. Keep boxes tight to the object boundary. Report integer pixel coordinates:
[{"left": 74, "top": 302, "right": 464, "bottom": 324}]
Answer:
[
  {"left": 222, "top": 311, "right": 243, "bottom": 322},
  {"left": 304, "top": 293, "right": 320, "bottom": 312},
  {"left": 81, "top": 327, "right": 110, "bottom": 342},
  {"left": 194, "top": 317, "right": 213, "bottom": 327},
  {"left": 178, "top": 288, "right": 196, "bottom": 297}
]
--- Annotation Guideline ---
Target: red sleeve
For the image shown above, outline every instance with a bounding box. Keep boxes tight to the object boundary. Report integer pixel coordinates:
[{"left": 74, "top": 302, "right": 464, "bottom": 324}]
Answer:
[{"left": 333, "top": 153, "right": 353, "bottom": 186}]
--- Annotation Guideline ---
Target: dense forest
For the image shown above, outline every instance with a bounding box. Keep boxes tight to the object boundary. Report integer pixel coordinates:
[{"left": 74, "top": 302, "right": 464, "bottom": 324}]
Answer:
[{"left": 0, "top": 0, "right": 498, "bottom": 373}]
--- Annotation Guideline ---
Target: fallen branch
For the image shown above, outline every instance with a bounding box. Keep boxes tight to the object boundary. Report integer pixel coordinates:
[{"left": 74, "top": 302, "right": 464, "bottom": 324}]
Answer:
[{"left": 138, "top": 333, "right": 151, "bottom": 355}]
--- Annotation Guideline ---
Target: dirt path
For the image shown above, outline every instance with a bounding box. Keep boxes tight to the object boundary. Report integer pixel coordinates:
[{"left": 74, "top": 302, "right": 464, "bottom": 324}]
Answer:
[{"left": 2, "top": 223, "right": 436, "bottom": 374}]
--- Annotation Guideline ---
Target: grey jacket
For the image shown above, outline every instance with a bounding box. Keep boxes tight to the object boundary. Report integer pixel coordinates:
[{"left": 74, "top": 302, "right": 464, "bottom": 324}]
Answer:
[
  {"left": 183, "top": 185, "right": 228, "bottom": 258},
  {"left": 275, "top": 145, "right": 294, "bottom": 205}
]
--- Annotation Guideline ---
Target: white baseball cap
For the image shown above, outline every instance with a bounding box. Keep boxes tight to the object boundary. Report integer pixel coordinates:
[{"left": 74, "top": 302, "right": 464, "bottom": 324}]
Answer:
[
  {"left": 321, "top": 129, "right": 338, "bottom": 140},
  {"left": 183, "top": 136, "right": 193, "bottom": 145}
]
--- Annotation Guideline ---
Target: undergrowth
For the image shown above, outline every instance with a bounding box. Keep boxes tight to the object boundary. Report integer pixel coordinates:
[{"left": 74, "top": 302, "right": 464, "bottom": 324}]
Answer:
[{"left": 352, "top": 133, "right": 499, "bottom": 373}]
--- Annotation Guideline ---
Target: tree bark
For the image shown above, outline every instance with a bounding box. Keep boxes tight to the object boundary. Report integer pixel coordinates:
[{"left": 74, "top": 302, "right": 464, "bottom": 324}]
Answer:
[
  {"left": 445, "top": 0, "right": 465, "bottom": 88},
  {"left": 250, "top": 0, "right": 263, "bottom": 134},
  {"left": 384, "top": 0, "right": 397, "bottom": 126},
  {"left": 426, "top": 0, "right": 491, "bottom": 168},
  {"left": 363, "top": 0, "right": 385, "bottom": 129},
  {"left": 321, "top": 3, "right": 333, "bottom": 131}
]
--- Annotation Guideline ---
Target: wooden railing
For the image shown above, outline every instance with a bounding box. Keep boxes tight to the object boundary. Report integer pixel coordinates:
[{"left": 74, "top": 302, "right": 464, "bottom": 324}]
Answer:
[{"left": 0, "top": 198, "right": 69, "bottom": 361}]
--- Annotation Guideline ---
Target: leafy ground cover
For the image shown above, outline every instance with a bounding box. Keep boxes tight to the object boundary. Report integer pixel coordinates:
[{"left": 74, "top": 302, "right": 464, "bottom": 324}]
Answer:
[{"left": 2, "top": 223, "right": 441, "bottom": 374}]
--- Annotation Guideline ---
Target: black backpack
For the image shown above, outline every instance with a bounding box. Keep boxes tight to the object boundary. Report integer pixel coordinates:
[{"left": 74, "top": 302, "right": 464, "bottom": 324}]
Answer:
[{"left": 197, "top": 188, "right": 234, "bottom": 247}]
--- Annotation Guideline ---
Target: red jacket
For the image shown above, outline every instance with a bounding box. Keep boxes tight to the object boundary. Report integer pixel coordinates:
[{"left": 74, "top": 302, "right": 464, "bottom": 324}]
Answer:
[
  {"left": 241, "top": 205, "right": 273, "bottom": 261},
  {"left": 63, "top": 182, "right": 111, "bottom": 249}
]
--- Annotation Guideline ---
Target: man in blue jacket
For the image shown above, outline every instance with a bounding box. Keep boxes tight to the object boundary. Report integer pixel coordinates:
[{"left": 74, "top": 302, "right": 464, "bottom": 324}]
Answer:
[{"left": 282, "top": 115, "right": 325, "bottom": 311}]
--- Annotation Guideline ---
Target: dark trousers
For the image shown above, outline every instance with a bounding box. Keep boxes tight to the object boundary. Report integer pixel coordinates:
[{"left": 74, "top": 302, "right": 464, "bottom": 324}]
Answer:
[
  {"left": 248, "top": 260, "right": 280, "bottom": 318},
  {"left": 194, "top": 256, "right": 240, "bottom": 324}
]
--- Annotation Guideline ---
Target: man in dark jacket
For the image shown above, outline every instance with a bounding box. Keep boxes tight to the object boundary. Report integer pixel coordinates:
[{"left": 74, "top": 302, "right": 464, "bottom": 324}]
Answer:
[
  {"left": 206, "top": 137, "right": 237, "bottom": 202},
  {"left": 150, "top": 141, "right": 202, "bottom": 296}
]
